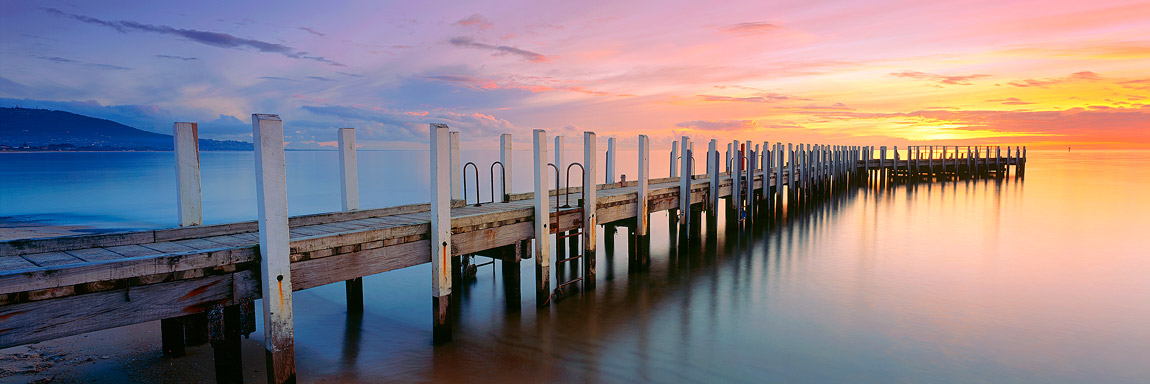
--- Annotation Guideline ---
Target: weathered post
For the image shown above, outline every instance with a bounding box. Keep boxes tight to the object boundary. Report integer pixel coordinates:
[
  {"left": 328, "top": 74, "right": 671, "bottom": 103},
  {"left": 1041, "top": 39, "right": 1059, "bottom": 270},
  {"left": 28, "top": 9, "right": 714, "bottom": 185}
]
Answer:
[
  {"left": 680, "top": 137, "right": 692, "bottom": 231},
  {"left": 337, "top": 128, "right": 364, "bottom": 314},
  {"left": 429, "top": 124, "right": 453, "bottom": 344},
  {"left": 746, "top": 141, "right": 755, "bottom": 214},
  {"left": 500, "top": 134, "right": 513, "bottom": 201},
  {"left": 638, "top": 135, "right": 650, "bottom": 235},
  {"left": 605, "top": 137, "right": 616, "bottom": 184},
  {"left": 725, "top": 143, "right": 732, "bottom": 174},
  {"left": 583, "top": 132, "right": 598, "bottom": 290},
  {"left": 709, "top": 139, "right": 719, "bottom": 215},
  {"left": 670, "top": 140, "right": 679, "bottom": 178},
  {"left": 532, "top": 130, "right": 551, "bottom": 308},
  {"left": 252, "top": 114, "right": 296, "bottom": 383},
  {"left": 175, "top": 122, "right": 203, "bottom": 227},
  {"left": 776, "top": 143, "right": 784, "bottom": 193},
  {"left": 732, "top": 140, "right": 741, "bottom": 213},
  {"left": 450, "top": 131, "right": 461, "bottom": 200},
  {"left": 788, "top": 143, "right": 795, "bottom": 190},
  {"left": 164, "top": 121, "right": 203, "bottom": 357}
]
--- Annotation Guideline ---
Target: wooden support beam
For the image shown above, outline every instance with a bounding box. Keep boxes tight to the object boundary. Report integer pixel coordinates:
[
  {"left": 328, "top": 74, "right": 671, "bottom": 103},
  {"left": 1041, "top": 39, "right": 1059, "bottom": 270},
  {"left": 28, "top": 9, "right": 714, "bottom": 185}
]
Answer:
[
  {"left": 606, "top": 137, "right": 616, "bottom": 184},
  {"left": 746, "top": 141, "right": 754, "bottom": 215},
  {"left": 670, "top": 140, "right": 679, "bottom": 178},
  {"left": 338, "top": 128, "right": 364, "bottom": 314},
  {"left": 211, "top": 304, "right": 244, "bottom": 384},
  {"left": 252, "top": 113, "right": 296, "bottom": 384},
  {"left": 502, "top": 241, "right": 525, "bottom": 311},
  {"left": 583, "top": 132, "right": 598, "bottom": 290},
  {"left": 788, "top": 143, "right": 795, "bottom": 190},
  {"left": 638, "top": 135, "right": 650, "bottom": 236},
  {"left": 532, "top": 129, "right": 551, "bottom": 308},
  {"left": 500, "top": 134, "right": 513, "bottom": 201},
  {"left": 429, "top": 123, "right": 453, "bottom": 344}
]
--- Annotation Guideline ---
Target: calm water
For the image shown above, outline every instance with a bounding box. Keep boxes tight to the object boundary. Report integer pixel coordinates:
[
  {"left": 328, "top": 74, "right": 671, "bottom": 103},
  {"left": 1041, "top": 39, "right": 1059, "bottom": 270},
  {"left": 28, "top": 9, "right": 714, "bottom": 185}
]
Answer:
[{"left": 1, "top": 149, "right": 1148, "bottom": 383}]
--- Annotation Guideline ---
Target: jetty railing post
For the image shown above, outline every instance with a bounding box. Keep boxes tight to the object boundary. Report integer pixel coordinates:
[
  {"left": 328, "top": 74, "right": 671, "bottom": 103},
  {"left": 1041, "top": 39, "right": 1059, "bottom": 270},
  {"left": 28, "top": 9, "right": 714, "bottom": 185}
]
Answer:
[
  {"left": 747, "top": 141, "right": 755, "bottom": 215},
  {"left": 670, "top": 140, "right": 679, "bottom": 178},
  {"left": 788, "top": 143, "right": 795, "bottom": 192},
  {"left": 500, "top": 134, "right": 513, "bottom": 201},
  {"left": 606, "top": 137, "right": 616, "bottom": 184},
  {"left": 776, "top": 143, "right": 783, "bottom": 195},
  {"left": 731, "top": 140, "right": 741, "bottom": 214},
  {"left": 583, "top": 132, "right": 598, "bottom": 290},
  {"left": 252, "top": 114, "right": 296, "bottom": 383},
  {"left": 532, "top": 130, "right": 551, "bottom": 308},
  {"left": 725, "top": 143, "right": 732, "bottom": 174},
  {"left": 450, "top": 131, "right": 461, "bottom": 200},
  {"left": 162, "top": 122, "right": 203, "bottom": 358},
  {"left": 680, "top": 137, "right": 692, "bottom": 231},
  {"left": 709, "top": 139, "right": 719, "bottom": 215},
  {"left": 428, "top": 123, "right": 453, "bottom": 344},
  {"left": 638, "top": 135, "right": 650, "bottom": 236},
  {"left": 337, "top": 128, "right": 364, "bottom": 314}
]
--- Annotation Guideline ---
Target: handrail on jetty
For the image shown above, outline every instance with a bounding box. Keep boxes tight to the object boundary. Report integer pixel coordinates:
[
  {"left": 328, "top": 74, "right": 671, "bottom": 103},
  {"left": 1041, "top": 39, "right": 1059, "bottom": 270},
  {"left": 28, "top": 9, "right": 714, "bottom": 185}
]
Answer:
[{"left": 0, "top": 115, "right": 1027, "bottom": 383}]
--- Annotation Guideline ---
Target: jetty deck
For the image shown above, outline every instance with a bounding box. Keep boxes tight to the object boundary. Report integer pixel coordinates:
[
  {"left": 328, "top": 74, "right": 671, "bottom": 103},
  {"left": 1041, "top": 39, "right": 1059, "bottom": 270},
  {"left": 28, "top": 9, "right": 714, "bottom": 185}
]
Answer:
[{"left": 0, "top": 117, "right": 1026, "bottom": 384}]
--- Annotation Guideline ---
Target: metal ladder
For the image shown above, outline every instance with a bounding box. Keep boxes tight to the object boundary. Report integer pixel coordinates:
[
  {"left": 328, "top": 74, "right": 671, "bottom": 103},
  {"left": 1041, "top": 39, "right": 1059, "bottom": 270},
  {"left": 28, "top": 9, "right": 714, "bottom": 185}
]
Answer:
[{"left": 545, "top": 162, "right": 586, "bottom": 305}]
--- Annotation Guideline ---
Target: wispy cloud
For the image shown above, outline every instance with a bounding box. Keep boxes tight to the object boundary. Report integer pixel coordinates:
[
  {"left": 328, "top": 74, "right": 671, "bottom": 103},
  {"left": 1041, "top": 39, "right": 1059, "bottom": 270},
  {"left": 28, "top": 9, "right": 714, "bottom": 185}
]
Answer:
[
  {"left": 987, "top": 97, "right": 1034, "bottom": 105},
  {"left": 719, "top": 22, "right": 780, "bottom": 35},
  {"left": 35, "top": 55, "right": 131, "bottom": 70},
  {"left": 890, "top": 71, "right": 991, "bottom": 85},
  {"left": 675, "top": 119, "right": 757, "bottom": 130},
  {"left": 337, "top": 72, "right": 366, "bottom": 78},
  {"left": 455, "top": 14, "right": 494, "bottom": 30},
  {"left": 44, "top": 8, "right": 344, "bottom": 66},
  {"left": 257, "top": 76, "right": 296, "bottom": 81},
  {"left": 697, "top": 92, "right": 809, "bottom": 103},
  {"left": 298, "top": 27, "right": 326, "bottom": 37},
  {"left": 155, "top": 54, "right": 198, "bottom": 61},
  {"left": 1005, "top": 71, "right": 1104, "bottom": 88},
  {"left": 448, "top": 37, "right": 550, "bottom": 62},
  {"left": 306, "top": 76, "right": 336, "bottom": 82}
]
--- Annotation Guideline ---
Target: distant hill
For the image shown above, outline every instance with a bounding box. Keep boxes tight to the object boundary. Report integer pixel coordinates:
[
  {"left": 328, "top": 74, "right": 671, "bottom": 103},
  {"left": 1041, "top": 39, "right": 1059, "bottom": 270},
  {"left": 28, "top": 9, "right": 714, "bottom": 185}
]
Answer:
[{"left": 0, "top": 107, "right": 252, "bottom": 151}]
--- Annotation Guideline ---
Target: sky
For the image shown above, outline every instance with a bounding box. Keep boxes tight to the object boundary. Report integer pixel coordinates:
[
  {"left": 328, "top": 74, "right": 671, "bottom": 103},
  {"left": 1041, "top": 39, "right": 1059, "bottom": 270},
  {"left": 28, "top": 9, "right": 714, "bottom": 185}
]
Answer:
[{"left": 1, "top": 0, "right": 1148, "bottom": 149}]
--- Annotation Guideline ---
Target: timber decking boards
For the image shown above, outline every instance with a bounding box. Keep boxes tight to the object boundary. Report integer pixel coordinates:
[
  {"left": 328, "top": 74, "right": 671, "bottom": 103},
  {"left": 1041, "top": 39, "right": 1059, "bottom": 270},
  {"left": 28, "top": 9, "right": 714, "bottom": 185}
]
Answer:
[{"left": 22, "top": 252, "right": 82, "bottom": 267}]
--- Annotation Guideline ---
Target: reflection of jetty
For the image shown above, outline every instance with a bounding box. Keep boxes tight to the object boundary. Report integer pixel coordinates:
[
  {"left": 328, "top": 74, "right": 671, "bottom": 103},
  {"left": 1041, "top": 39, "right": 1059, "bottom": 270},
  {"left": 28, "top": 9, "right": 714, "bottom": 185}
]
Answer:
[{"left": 0, "top": 114, "right": 1026, "bottom": 383}]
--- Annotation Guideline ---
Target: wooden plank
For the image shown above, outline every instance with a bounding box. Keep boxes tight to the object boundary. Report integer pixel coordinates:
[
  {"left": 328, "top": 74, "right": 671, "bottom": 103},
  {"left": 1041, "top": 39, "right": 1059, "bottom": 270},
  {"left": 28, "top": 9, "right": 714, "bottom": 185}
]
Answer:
[
  {"left": 105, "top": 244, "right": 163, "bottom": 258},
  {"left": 292, "top": 240, "right": 427, "bottom": 292},
  {"left": 0, "top": 270, "right": 257, "bottom": 349},
  {"left": 0, "top": 247, "right": 256, "bottom": 295},
  {"left": 0, "top": 256, "right": 37, "bottom": 271},
  {"left": 21, "top": 252, "right": 82, "bottom": 267},
  {"left": 201, "top": 235, "right": 257, "bottom": 247},
  {"left": 0, "top": 231, "right": 155, "bottom": 257},
  {"left": 141, "top": 242, "right": 197, "bottom": 254},
  {"left": 64, "top": 248, "right": 124, "bottom": 262},
  {"left": 172, "top": 238, "right": 232, "bottom": 251}
]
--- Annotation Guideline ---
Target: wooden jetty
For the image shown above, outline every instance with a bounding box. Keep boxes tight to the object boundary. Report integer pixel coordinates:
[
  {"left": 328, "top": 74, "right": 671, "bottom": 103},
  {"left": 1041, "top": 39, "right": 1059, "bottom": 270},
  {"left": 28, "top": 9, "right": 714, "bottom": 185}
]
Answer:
[{"left": 0, "top": 115, "right": 1026, "bottom": 383}]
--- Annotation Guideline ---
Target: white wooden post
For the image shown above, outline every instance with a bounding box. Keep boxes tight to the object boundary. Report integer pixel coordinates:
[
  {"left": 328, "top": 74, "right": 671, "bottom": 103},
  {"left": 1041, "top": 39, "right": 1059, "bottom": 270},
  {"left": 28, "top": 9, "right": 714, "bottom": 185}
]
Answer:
[
  {"left": 732, "top": 140, "right": 741, "bottom": 209},
  {"left": 670, "top": 140, "right": 679, "bottom": 178},
  {"left": 605, "top": 137, "right": 616, "bottom": 184},
  {"left": 532, "top": 130, "right": 551, "bottom": 307},
  {"left": 747, "top": 141, "right": 755, "bottom": 203},
  {"left": 428, "top": 123, "right": 453, "bottom": 343},
  {"left": 337, "top": 128, "right": 363, "bottom": 314},
  {"left": 776, "top": 143, "right": 783, "bottom": 191},
  {"left": 174, "top": 122, "right": 202, "bottom": 227},
  {"left": 679, "top": 137, "right": 692, "bottom": 227},
  {"left": 787, "top": 143, "right": 795, "bottom": 189},
  {"left": 252, "top": 114, "right": 295, "bottom": 384},
  {"left": 338, "top": 128, "right": 360, "bottom": 211},
  {"left": 725, "top": 143, "right": 732, "bottom": 174},
  {"left": 500, "top": 134, "right": 513, "bottom": 200},
  {"left": 638, "top": 135, "right": 650, "bottom": 236},
  {"left": 709, "top": 139, "right": 719, "bottom": 214},
  {"left": 450, "top": 131, "right": 461, "bottom": 200},
  {"left": 583, "top": 132, "right": 598, "bottom": 289}
]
